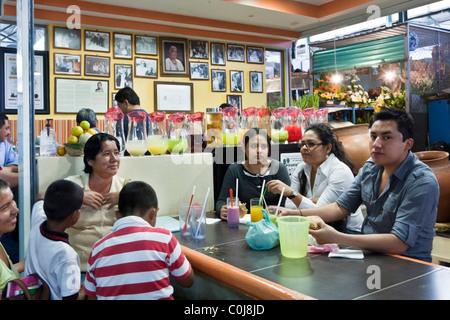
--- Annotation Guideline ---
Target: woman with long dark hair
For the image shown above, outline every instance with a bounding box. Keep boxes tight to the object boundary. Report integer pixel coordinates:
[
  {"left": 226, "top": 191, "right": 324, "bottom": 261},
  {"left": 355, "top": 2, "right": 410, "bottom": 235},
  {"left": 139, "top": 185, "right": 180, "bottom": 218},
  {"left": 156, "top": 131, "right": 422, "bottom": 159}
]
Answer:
[{"left": 267, "top": 123, "right": 364, "bottom": 233}]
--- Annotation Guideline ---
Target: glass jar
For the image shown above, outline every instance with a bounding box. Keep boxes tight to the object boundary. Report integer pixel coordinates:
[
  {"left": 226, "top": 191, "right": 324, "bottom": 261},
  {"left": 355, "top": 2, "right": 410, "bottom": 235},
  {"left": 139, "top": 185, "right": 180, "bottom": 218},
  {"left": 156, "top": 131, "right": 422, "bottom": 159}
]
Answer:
[
  {"left": 187, "top": 112, "right": 206, "bottom": 153},
  {"left": 147, "top": 111, "right": 169, "bottom": 155},
  {"left": 270, "top": 107, "right": 288, "bottom": 143},
  {"left": 126, "top": 111, "right": 147, "bottom": 156},
  {"left": 105, "top": 106, "right": 126, "bottom": 155},
  {"left": 205, "top": 108, "right": 222, "bottom": 146},
  {"left": 221, "top": 106, "right": 240, "bottom": 146},
  {"left": 285, "top": 107, "right": 303, "bottom": 143},
  {"left": 168, "top": 112, "right": 188, "bottom": 154}
]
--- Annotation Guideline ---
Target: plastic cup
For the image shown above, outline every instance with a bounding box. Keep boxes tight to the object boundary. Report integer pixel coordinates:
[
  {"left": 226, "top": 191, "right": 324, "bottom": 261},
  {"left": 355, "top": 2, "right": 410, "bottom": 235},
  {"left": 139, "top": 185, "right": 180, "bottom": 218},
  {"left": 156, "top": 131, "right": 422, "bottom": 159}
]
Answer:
[
  {"left": 250, "top": 198, "right": 264, "bottom": 222},
  {"left": 227, "top": 197, "right": 239, "bottom": 228},
  {"left": 277, "top": 216, "right": 310, "bottom": 259},
  {"left": 179, "top": 204, "right": 193, "bottom": 237},
  {"left": 190, "top": 205, "right": 206, "bottom": 240}
]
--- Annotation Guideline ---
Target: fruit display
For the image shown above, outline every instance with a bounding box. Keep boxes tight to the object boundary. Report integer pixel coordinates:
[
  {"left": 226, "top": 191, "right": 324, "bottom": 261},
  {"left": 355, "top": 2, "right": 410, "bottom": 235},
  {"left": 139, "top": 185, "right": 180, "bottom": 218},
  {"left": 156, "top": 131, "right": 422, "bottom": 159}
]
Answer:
[{"left": 63, "top": 124, "right": 97, "bottom": 156}]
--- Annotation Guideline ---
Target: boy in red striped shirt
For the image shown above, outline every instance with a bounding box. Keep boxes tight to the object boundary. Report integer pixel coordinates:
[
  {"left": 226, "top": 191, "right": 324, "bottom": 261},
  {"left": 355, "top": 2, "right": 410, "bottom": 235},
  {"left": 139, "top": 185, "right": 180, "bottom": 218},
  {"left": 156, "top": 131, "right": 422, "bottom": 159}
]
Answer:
[{"left": 84, "top": 181, "right": 194, "bottom": 300}]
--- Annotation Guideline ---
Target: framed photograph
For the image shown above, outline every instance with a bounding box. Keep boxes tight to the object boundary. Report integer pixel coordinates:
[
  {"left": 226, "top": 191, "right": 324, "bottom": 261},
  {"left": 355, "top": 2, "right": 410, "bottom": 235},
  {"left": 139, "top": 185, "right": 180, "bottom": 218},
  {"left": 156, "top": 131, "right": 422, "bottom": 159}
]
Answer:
[
  {"left": 190, "top": 40, "right": 209, "bottom": 59},
  {"left": 54, "top": 53, "right": 81, "bottom": 75},
  {"left": 230, "top": 70, "right": 244, "bottom": 92},
  {"left": 55, "top": 78, "right": 108, "bottom": 113},
  {"left": 135, "top": 57, "right": 157, "bottom": 78},
  {"left": 250, "top": 71, "right": 263, "bottom": 93},
  {"left": 135, "top": 35, "right": 157, "bottom": 56},
  {"left": 113, "top": 33, "right": 132, "bottom": 59},
  {"left": 154, "top": 82, "right": 193, "bottom": 113},
  {"left": 84, "top": 30, "right": 110, "bottom": 52},
  {"left": 189, "top": 62, "right": 209, "bottom": 80},
  {"left": 247, "top": 46, "right": 264, "bottom": 64},
  {"left": 227, "top": 44, "right": 245, "bottom": 62},
  {"left": 227, "top": 95, "right": 242, "bottom": 111},
  {"left": 211, "top": 69, "right": 226, "bottom": 92},
  {"left": 84, "top": 55, "right": 110, "bottom": 77},
  {"left": 53, "top": 26, "right": 81, "bottom": 50},
  {"left": 211, "top": 43, "right": 226, "bottom": 66},
  {"left": 160, "top": 38, "right": 188, "bottom": 76},
  {"left": 1, "top": 48, "right": 49, "bottom": 114},
  {"left": 114, "top": 64, "right": 133, "bottom": 89}
]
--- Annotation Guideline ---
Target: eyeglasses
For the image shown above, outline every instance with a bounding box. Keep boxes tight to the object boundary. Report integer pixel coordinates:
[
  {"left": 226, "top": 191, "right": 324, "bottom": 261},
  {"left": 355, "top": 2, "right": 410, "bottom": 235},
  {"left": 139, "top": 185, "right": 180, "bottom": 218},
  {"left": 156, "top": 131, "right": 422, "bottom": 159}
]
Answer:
[{"left": 298, "top": 141, "right": 324, "bottom": 149}]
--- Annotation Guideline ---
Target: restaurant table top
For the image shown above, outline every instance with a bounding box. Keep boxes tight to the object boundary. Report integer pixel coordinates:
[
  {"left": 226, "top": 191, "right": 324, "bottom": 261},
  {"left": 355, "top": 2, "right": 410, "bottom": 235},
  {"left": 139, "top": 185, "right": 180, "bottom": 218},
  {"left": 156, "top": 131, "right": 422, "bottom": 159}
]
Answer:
[{"left": 174, "top": 214, "right": 450, "bottom": 300}]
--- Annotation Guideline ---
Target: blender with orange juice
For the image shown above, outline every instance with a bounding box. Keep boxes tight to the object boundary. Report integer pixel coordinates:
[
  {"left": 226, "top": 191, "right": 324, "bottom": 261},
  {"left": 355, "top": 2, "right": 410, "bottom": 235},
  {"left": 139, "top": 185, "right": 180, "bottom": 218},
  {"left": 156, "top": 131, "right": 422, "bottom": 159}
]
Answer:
[
  {"left": 270, "top": 107, "right": 288, "bottom": 143},
  {"left": 147, "top": 111, "right": 169, "bottom": 155},
  {"left": 126, "top": 111, "right": 147, "bottom": 156},
  {"left": 285, "top": 107, "right": 303, "bottom": 143},
  {"left": 221, "top": 106, "right": 240, "bottom": 146},
  {"left": 168, "top": 112, "right": 188, "bottom": 154},
  {"left": 240, "top": 107, "right": 257, "bottom": 141}
]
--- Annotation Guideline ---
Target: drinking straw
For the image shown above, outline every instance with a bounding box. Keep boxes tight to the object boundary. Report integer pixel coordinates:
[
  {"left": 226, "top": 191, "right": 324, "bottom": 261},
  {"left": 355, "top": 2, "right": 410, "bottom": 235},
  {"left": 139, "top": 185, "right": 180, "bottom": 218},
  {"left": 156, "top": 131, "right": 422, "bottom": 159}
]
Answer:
[
  {"left": 275, "top": 186, "right": 285, "bottom": 216},
  {"left": 235, "top": 178, "right": 239, "bottom": 204},
  {"left": 229, "top": 188, "right": 234, "bottom": 207},
  {"left": 182, "top": 185, "right": 196, "bottom": 233},
  {"left": 195, "top": 187, "right": 210, "bottom": 238},
  {"left": 258, "top": 180, "right": 266, "bottom": 206}
]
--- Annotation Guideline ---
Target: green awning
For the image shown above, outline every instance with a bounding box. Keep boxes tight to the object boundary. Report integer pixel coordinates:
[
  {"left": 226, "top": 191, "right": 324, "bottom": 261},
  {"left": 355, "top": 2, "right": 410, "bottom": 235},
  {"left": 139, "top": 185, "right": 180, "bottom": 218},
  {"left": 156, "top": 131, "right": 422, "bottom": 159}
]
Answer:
[{"left": 312, "top": 35, "right": 405, "bottom": 73}]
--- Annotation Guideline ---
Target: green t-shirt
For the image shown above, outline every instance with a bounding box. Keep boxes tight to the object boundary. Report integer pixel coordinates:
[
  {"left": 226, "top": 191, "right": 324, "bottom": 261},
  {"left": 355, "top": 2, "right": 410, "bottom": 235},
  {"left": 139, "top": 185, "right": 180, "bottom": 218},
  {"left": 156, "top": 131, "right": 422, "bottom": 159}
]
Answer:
[{"left": 0, "top": 243, "right": 20, "bottom": 291}]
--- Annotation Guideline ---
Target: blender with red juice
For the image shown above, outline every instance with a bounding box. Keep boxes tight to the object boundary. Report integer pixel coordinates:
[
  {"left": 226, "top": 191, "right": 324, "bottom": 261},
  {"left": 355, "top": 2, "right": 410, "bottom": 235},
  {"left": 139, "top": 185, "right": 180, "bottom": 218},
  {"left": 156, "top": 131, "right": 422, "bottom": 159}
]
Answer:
[
  {"left": 285, "top": 107, "right": 303, "bottom": 143},
  {"left": 187, "top": 112, "right": 206, "bottom": 153},
  {"left": 221, "top": 106, "right": 240, "bottom": 146},
  {"left": 147, "top": 111, "right": 169, "bottom": 155},
  {"left": 168, "top": 112, "right": 188, "bottom": 154},
  {"left": 270, "top": 107, "right": 288, "bottom": 143},
  {"left": 256, "top": 107, "right": 271, "bottom": 134},
  {"left": 105, "top": 106, "right": 125, "bottom": 155}
]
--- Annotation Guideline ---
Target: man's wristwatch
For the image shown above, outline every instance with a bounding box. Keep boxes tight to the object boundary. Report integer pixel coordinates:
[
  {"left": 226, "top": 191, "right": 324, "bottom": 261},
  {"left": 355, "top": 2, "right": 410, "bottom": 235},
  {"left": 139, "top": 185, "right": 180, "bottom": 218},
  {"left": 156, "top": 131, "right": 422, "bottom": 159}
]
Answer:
[{"left": 288, "top": 189, "right": 299, "bottom": 199}]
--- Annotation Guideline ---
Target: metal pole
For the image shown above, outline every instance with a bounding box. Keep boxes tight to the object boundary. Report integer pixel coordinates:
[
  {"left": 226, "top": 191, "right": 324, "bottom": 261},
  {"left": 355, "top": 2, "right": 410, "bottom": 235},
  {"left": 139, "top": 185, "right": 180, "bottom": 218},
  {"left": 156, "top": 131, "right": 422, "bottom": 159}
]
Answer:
[{"left": 16, "top": 0, "right": 35, "bottom": 261}]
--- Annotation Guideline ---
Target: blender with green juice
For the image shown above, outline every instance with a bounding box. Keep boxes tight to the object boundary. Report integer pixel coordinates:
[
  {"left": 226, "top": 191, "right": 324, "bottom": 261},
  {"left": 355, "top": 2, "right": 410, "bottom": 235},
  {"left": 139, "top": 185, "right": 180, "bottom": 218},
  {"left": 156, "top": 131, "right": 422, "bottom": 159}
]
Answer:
[
  {"left": 168, "top": 112, "right": 188, "bottom": 154},
  {"left": 270, "top": 107, "right": 288, "bottom": 143},
  {"left": 221, "top": 106, "right": 240, "bottom": 146},
  {"left": 147, "top": 111, "right": 169, "bottom": 155}
]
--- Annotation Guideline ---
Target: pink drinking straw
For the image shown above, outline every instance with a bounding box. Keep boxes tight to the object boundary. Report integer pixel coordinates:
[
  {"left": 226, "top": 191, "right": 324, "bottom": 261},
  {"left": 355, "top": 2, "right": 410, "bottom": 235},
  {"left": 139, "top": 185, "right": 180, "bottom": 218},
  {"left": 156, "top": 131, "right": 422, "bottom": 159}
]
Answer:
[
  {"left": 230, "top": 188, "right": 233, "bottom": 208},
  {"left": 183, "top": 185, "right": 196, "bottom": 233}
]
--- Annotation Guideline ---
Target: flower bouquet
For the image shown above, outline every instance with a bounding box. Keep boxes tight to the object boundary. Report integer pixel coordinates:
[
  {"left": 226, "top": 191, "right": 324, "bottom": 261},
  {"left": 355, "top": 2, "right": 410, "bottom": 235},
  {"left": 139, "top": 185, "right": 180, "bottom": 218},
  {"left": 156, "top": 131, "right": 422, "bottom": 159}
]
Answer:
[
  {"left": 345, "top": 75, "right": 370, "bottom": 108},
  {"left": 372, "top": 86, "right": 406, "bottom": 112},
  {"left": 314, "top": 74, "right": 346, "bottom": 105}
]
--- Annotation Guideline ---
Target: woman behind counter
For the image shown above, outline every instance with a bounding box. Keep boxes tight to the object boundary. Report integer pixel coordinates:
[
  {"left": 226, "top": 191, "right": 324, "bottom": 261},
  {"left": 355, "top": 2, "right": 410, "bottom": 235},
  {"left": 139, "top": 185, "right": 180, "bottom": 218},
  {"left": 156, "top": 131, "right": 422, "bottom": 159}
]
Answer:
[
  {"left": 216, "top": 128, "right": 291, "bottom": 220},
  {"left": 65, "top": 133, "right": 129, "bottom": 271}
]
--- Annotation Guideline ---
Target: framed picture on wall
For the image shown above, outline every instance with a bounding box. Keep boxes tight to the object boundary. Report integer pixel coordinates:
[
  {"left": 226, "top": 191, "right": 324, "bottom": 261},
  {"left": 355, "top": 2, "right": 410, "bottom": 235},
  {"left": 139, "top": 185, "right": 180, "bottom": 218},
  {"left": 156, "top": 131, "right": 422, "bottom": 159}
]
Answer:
[
  {"left": 113, "top": 33, "right": 132, "bottom": 59},
  {"left": 84, "top": 55, "right": 110, "bottom": 77},
  {"left": 189, "top": 40, "right": 209, "bottom": 59},
  {"left": 55, "top": 78, "right": 108, "bottom": 113},
  {"left": 230, "top": 70, "right": 243, "bottom": 92},
  {"left": 227, "top": 95, "right": 242, "bottom": 112},
  {"left": 135, "top": 35, "right": 157, "bottom": 55},
  {"left": 160, "top": 38, "right": 188, "bottom": 76},
  {"left": 189, "top": 62, "right": 209, "bottom": 80},
  {"left": 211, "top": 69, "right": 226, "bottom": 92},
  {"left": 114, "top": 64, "right": 133, "bottom": 89},
  {"left": 53, "top": 26, "right": 81, "bottom": 50},
  {"left": 135, "top": 57, "right": 157, "bottom": 78},
  {"left": 54, "top": 53, "right": 81, "bottom": 75},
  {"left": 227, "top": 44, "right": 245, "bottom": 62},
  {"left": 247, "top": 46, "right": 264, "bottom": 64},
  {"left": 0, "top": 48, "right": 49, "bottom": 114},
  {"left": 154, "top": 82, "right": 193, "bottom": 113},
  {"left": 211, "top": 43, "right": 226, "bottom": 66},
  {"left": 250, "top": 71, "right": 263, "bottom": 93},
  {"left": 84, "top": 30, "right": 110, "bottom": 52}
]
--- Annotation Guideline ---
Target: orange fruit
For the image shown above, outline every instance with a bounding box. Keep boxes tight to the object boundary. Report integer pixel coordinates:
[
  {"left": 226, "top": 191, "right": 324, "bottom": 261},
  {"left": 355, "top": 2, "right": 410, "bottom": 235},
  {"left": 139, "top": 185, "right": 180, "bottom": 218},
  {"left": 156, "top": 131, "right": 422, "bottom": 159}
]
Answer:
[
  {"left": 80, "top": 120, "right": 91, "bottom": 131},
  {"left": 57, "top": 145, "right": 66, "bottom": 156},
  {"left": 68, "top": 135, "right": 78, "bottom": 144},
  {"left": 88, "top": 128, "right": 97, "bottom": 135},
  {"left": 71, "top": 126, "right": 84, "bottom": 137}
]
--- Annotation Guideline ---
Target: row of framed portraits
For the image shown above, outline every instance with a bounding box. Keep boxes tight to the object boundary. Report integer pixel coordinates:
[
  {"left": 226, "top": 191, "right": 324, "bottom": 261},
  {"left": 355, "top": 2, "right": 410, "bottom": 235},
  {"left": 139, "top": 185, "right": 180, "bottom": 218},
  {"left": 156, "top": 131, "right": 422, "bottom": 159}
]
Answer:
[{"left": 54, "top": 26, "right": 264, "bottom": 77}]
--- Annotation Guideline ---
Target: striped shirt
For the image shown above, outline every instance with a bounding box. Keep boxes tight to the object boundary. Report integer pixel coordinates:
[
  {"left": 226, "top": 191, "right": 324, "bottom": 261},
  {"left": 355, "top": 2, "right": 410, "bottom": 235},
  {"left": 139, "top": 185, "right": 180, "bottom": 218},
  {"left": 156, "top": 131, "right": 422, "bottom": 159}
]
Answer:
[{"left": 84, "top": 215, "right": 192, "bottom": 300}]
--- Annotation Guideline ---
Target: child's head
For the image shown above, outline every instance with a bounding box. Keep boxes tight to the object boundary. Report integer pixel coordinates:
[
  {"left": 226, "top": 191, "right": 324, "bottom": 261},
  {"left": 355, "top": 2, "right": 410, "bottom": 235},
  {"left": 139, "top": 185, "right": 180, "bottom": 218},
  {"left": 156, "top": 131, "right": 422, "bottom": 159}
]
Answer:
[
  {"left": 118, "top": 181, "right": 158, "bottom": 225},
  {"left": 43, "top": 180, "right": 84, "bottom": 222}
]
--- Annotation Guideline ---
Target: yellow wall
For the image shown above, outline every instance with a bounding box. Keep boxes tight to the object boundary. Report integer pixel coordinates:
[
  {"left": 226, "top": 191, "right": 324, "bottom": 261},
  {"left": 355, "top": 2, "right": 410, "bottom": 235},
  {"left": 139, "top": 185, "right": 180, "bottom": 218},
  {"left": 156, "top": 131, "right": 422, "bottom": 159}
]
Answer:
[{"left": 25, "top": 24, "right": 267, "bottom": 123}]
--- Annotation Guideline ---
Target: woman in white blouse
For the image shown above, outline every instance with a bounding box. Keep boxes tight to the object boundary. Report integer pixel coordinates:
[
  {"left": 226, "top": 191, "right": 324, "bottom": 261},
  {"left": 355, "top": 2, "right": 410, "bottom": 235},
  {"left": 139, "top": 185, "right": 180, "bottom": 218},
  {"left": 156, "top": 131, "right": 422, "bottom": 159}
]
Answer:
[{"left": 267, "top": 123, "right": 364, "bottom": 233}]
